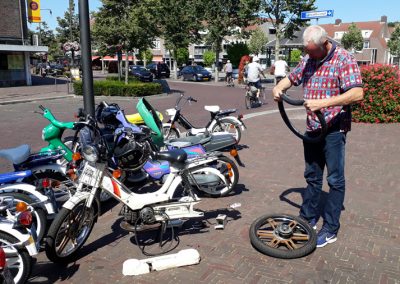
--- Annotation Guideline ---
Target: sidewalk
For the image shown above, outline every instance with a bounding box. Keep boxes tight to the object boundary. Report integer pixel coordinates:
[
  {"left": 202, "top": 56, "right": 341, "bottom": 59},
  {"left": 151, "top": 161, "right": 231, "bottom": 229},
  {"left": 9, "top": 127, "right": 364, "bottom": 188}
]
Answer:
[{"left": 0, "top": 77, "right": 74, "bottom": 105}]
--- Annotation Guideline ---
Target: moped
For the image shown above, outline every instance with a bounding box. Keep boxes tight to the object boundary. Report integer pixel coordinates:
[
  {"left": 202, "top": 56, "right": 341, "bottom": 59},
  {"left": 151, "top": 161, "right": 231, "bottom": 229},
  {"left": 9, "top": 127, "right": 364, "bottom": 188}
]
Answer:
[{"left": 0, "top": 196, "right": 39, "bottom": 284}]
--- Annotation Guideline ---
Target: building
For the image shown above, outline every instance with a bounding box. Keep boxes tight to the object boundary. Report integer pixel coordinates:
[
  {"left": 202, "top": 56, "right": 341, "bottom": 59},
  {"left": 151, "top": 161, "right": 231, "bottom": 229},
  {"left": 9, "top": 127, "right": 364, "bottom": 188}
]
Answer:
[
  {"left": 320, "top": 16, "right": 393, "bottom": 65},
  {"left": 0, "top": 0, "right": 48, "bottom": 87}
]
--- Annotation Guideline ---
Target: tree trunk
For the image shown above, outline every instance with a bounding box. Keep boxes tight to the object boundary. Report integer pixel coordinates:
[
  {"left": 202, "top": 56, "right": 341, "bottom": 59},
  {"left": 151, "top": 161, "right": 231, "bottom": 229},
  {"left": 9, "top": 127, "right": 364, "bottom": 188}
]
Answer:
[
  {"left": 125, "top": 50, "right": 129, "bottom": 85},
  {"left": 173, "top": 49, "right": 178, "bottom": 79},
  {"left": 214, "top": 48, "right": 220, "bottom": 83},
  {"left": 168, "top": 49, "right": 172, "bottom": 71}
]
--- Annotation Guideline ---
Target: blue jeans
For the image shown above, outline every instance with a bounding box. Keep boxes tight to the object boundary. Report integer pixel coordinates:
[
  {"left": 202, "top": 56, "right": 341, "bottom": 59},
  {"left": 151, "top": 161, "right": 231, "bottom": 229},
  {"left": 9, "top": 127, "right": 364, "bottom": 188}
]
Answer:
[{"left": 300, "top": 129, "right": 347, "bottom": 234}]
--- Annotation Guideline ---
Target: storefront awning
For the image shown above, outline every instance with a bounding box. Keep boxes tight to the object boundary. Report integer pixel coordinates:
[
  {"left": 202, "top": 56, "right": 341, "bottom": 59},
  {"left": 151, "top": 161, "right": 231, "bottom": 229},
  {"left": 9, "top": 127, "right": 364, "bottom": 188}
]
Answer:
[{"left": 0, "top": 44, "right": 48, "bottom": 52}]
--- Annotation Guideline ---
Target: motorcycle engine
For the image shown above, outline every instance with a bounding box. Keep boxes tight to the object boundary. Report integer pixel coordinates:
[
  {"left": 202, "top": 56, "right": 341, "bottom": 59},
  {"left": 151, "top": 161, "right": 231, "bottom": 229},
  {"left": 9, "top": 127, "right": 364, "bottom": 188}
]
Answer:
[{"left": 139, "top": 207, "right": 156, "bottom": 224}]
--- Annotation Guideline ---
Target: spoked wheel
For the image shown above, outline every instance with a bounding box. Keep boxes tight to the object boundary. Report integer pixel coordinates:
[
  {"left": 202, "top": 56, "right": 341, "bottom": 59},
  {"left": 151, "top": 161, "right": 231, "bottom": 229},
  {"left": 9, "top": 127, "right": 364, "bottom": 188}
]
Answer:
[
  {"left": 245, "top": 92, "right": 252, "bottom": 109},
  {"left": 249, "top": 214, "right": 316, "bottom": 259},
  {"left": 45, "top": 199, "right": 97, "bottom": 263},
  {"left": 191, "top": 156, "right": 239, "bottom": 197},
  {"left": 211, "top": 118, "right": 242, "bottom": 143},
  {"left": 0, "top": 232, "right": 32, "bottom": 284},
  {"left": 0, "top": 192, "right": 47, "bottom": 243}
]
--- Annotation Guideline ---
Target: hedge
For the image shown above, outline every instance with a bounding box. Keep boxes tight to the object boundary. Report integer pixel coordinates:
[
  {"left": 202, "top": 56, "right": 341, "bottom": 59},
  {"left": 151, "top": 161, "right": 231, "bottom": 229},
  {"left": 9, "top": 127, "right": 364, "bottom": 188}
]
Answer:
[
  {"left": 352, "top": 64, "right": 400, "bottom": 123},
  {"left": 73, "top": 80, "right": 162, "bottom": 97}
]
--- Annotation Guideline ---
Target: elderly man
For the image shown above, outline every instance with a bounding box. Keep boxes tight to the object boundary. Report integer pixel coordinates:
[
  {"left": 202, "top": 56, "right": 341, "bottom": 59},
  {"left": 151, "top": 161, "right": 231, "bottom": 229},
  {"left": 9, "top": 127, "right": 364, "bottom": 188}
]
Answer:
[{"left": 272, "top": 25, "right": 364, "bottom": 248}]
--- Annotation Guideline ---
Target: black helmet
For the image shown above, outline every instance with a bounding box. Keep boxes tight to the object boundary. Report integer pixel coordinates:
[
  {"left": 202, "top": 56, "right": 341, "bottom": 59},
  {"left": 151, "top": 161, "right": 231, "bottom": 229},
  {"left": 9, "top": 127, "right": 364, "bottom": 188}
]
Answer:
[
  {"left": 96, "top": 105, "right": 120, "bottom": 127},
  {"left": 113, "top": 135, "right": 151, "bottom": 170}
]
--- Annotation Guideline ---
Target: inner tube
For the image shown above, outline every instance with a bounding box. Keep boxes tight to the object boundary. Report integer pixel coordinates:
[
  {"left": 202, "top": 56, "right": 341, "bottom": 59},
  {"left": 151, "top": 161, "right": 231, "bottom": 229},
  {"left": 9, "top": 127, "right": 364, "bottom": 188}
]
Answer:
[{"left": 278, "top": 94, "right": 327, "bottom": 143}]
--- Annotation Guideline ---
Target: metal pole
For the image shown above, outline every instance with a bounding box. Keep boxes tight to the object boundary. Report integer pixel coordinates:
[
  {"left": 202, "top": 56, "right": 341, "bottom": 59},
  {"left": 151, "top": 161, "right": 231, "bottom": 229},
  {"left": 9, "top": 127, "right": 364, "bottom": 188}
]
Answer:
[{"left": 78, "top": 0, "right": 95, "bottom": 116}]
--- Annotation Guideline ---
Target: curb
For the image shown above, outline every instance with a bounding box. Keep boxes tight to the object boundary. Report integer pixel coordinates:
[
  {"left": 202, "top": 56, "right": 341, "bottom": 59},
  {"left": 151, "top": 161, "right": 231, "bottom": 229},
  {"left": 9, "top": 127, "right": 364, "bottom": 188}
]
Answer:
[{"left": 0, "top": 95, "right": 75, "bottom": 105}]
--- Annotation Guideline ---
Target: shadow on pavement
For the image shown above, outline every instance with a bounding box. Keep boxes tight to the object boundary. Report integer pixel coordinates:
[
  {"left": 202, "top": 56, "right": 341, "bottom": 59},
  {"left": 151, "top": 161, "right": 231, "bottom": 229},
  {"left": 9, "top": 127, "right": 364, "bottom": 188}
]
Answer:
[
  {"left": 279, "top": 187, "right": 345, "bottom": 218},
  {"left": 129, "top": 207, "right": 242, "bottom": 256}
]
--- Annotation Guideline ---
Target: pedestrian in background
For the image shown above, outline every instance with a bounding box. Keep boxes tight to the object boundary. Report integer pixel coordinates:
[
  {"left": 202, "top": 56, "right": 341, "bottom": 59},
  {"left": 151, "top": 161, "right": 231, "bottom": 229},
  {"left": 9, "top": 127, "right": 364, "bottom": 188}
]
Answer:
[
  {"left": 272, "top": 25, "right": 364, "bottom": 248},
  {"left": 271, "top": 55, "right": 290, "bottom": 84}
]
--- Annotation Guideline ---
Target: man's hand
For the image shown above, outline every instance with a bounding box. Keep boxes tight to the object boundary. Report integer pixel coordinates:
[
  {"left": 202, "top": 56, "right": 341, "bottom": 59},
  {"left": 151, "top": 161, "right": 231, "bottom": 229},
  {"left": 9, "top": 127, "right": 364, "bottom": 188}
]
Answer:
[
  {"left": 304, "top": 99, "right": 326, "bottom": 112},
  {"left": 272, "top": 86, "right": 283, "bottom": 102}
]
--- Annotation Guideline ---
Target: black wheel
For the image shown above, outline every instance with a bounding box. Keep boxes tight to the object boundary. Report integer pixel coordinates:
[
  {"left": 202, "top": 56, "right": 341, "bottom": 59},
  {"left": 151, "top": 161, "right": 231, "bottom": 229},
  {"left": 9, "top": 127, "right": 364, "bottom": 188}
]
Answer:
[
  {"left": 45, "top": 199, "right": 97, "bottom": 264},
  {"left": 211, "top": 118, "right": 242, "bottom": 143},
  {"left": 278, "top": 94, "right": 327, "bottom": 143},
  {"left": 249, "top": 214, "right": 316, "bottom": 259},
  {"left": 245, "top": 92, "right": 252, "bottom": 109},
  {"left": 162, "top": 125, "right": 180, "bottom": 139},
  {"left": 0, "top": 232, "right": 32, "bottom": 284},
  {"left": 0, "top": 192, "right": 47, "bottom": 243},
  {"left": 191, "top": 156, "right": 239, "bottom": 197}
]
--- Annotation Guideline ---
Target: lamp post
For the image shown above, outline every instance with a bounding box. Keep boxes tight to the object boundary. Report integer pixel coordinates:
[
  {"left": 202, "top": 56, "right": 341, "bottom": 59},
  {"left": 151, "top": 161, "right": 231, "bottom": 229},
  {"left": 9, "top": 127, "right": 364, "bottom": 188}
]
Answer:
[{"left": 38, "top": 8, "right": 52, "bottom": 46}]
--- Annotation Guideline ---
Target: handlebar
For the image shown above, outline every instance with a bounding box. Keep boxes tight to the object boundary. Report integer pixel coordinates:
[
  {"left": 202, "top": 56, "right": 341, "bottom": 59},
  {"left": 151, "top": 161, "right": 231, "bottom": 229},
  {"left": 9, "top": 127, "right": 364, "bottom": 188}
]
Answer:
[
  {"left": 38, "top": 105, "right": 45, "bottom": 111},
  {"left": 175, "top": 94, "right": 198, "bottom": 109}
]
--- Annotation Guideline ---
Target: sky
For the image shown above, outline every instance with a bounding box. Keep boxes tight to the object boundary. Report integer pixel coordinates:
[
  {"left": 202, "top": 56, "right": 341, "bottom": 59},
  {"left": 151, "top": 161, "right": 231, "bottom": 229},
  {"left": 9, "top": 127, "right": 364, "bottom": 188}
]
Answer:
[{"left": 29, "top": 0, "right": 400, "bottom": 31}]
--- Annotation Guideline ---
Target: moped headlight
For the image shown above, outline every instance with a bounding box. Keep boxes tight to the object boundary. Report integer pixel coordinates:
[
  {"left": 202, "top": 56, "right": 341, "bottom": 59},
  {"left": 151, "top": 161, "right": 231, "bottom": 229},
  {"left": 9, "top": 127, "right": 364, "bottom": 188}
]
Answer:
[{"left": 82, "top": 145, "right": 99, "bottom": 163}]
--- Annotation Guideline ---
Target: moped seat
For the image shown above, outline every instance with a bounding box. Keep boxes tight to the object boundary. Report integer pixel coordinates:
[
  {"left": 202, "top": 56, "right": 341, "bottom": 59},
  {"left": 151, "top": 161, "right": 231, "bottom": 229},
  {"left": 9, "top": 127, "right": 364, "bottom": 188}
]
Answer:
[
  {"left": 204, "top": 105, "right": 220, "bottom": 113},
  {"left": 154, "top": 149, "right": 187, "bottom": 167},
  {"left": 166, "top": 134, "right": 212, "bottom": 148},
  {"left": 215, "top": 108, "right": 237, "bottom": 116},
  {"left": 0, "top": 170, "right": 32, "bottom": 184},
  {"left": 0, "top": 144, "right": 31, "bottom": 165}
]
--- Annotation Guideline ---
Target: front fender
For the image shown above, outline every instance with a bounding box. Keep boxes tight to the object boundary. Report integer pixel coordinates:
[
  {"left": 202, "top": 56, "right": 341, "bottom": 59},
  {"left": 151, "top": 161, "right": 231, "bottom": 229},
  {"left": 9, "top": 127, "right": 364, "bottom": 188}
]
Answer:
[
  {"left": 0, "top": 183, "right": 55, "bottom": 214},
  {"left": 62, "top": 191, "right": 91, "bottom": 210}
]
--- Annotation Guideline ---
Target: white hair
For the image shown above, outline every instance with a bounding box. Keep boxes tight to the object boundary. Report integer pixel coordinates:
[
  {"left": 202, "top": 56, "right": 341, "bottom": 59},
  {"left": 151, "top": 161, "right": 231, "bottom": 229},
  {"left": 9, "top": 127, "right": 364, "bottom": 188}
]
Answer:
[{"left": 303, "top": 25, "right": 328, "bottom": 46}]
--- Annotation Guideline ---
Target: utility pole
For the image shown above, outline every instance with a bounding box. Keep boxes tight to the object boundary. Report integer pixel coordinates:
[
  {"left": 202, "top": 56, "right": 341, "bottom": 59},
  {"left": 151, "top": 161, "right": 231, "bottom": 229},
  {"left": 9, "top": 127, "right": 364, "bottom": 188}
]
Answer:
[
  {"left": 78, "top": 0, "right": 95, "bottom": 116},
  {"left": 69, "top": 0, "right": 75, "bottom": 66}
]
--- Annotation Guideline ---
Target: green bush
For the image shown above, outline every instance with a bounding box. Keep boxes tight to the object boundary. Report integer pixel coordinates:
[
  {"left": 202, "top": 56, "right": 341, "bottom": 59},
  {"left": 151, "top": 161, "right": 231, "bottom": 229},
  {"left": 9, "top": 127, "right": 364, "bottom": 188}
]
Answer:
[
  {"left": 352, "top": 64, "right": 400, "bottom": 123},
  {"left": 73, "top": 80, "right": 162, "bottom": 97},
  {"left": 106, "top": 75, "right": 139, "bottom": 83}
]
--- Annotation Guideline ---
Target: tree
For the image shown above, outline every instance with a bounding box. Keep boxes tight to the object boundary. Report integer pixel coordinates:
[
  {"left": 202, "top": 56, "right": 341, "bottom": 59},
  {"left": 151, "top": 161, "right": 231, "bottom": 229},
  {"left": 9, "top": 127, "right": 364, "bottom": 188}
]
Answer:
[
  {"left": 55, "top": 0, "right": 80, "bottom": 44},
  {"left": 202, "top": 0, "right": 261, "bottom": 81},
  {"left": 388, "top": 24, "right": 400, "bottom": 57},
  {"left": 137, "top": 49, "right": 153, "bottom": 66},
  {"left": 203, "top": 50, "right": 216, "bottom": 67},
  {"left": 93, "top": 0, "right": 159, "bottom": 83},
  {"left": 290, "top": 49, "right": 302, "bottom": 63},
  {"left": 226, "top": 42, "right": 250, "bottom": 67},
  {"left": 176, "top": 48, "right": 189, "bottom": 66},
  {"left": 32, "top": 22, "right": 63, "bottom": 62},
  {"left": 155, "top": 0, "right": 202, "bottom": 78},
  {"left": 260, "top": 0, "right": 316, "bottom": 58},
  {"left": 248, "top": 28, "right": 268, "bottom": 55},
  {"left": 341, "top": 23, "right": 363, "bottom": 52}
]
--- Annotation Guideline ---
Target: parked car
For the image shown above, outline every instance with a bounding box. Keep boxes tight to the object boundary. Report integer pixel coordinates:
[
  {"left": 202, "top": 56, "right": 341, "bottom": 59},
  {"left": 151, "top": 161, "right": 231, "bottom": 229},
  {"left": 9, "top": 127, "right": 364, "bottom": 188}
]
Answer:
[
  {"left": 181, "top": 65, "right": 212, "bottom": 82},
  {"left": 232, "top": 68, "right": 239, "bottom": 79},
  {"left": 129, "top": 65, "right": 153, "bottom": 82},
  {"left": 146, "top": 62, "right": 170, "bottom": 79}
]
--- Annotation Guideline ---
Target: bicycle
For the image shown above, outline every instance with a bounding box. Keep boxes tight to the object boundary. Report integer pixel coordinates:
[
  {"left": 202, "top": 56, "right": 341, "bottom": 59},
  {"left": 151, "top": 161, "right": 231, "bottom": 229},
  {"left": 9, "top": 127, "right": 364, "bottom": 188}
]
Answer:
[
  {"left": 226, "top": 74, "right": 234, "bottom": 87},
  {"left": 245, "top": 84, "right": 266, "bottom": 109}
]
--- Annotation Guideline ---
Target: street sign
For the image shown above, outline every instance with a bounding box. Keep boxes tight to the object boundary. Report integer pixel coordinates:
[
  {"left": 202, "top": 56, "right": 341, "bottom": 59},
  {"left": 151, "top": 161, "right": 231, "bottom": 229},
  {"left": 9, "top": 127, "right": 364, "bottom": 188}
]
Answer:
[{"left": 301, "top": 10, "right": 334, "bottom": 20}]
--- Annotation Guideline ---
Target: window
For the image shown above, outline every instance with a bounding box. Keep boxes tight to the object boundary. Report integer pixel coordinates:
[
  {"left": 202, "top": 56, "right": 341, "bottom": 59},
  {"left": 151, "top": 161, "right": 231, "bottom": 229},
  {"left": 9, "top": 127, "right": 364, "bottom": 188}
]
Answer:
[
  {"left": 153, "top": 40, "right": 160, "bottom": 50},
  {"left": 363, "top": 41, "right": 370, "bottom": 49}
]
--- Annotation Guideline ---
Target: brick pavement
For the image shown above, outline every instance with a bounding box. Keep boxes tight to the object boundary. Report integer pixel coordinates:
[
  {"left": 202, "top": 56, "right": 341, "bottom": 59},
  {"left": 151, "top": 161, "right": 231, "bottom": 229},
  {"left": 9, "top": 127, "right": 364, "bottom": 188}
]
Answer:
[{"left": 0, "top": 81, "right": 399, "bottom": 283}]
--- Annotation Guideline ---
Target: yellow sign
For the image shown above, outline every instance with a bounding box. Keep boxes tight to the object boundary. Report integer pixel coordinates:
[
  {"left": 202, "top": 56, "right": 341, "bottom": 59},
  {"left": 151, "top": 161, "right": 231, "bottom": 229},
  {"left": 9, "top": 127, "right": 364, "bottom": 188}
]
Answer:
[{"left": 28, "top": 0, "right": 41, "bottom": 23}]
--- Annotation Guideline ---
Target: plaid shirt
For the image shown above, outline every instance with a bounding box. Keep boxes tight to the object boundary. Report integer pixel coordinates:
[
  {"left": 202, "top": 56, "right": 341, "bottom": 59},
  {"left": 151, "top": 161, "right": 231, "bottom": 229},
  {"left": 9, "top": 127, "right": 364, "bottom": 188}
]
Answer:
[{"left": 288, "top": 43, "right": 363, "bottom": 132}]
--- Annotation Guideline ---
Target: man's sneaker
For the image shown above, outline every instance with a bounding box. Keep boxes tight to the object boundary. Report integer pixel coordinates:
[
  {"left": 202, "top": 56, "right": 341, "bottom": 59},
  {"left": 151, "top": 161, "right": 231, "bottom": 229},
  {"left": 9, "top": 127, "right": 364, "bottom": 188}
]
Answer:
[{"left": 316, "top": 229, "right": 337, "bottom": 248}]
